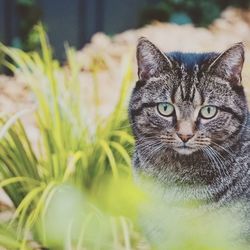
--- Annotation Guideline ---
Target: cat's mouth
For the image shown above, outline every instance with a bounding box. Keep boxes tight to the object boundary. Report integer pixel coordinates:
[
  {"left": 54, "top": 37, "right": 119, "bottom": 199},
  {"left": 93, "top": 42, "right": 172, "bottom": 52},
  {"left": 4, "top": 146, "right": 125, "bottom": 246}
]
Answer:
[{"left": 174, "top": 145, "right": 196, "bottom": 155}]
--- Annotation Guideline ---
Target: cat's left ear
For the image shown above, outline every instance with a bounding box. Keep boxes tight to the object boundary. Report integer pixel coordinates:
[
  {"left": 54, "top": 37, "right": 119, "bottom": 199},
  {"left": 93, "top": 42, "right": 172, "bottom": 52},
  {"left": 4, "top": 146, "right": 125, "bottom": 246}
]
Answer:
[
  {"left": 137, "top": 37, "right": 173, "bottom": 80},
  {"left": 208, "top": 42, "right": 244, "bottom": 86}
]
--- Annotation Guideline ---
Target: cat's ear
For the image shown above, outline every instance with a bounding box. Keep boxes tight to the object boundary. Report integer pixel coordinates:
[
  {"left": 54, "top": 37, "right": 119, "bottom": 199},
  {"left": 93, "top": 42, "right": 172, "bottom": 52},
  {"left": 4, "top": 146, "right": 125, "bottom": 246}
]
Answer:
[
  {"left": 137, "top": 37, "right": 172, "bottom": 80},
  {"left": 208, "top": 42, "right": 244, "bottom": 86}
]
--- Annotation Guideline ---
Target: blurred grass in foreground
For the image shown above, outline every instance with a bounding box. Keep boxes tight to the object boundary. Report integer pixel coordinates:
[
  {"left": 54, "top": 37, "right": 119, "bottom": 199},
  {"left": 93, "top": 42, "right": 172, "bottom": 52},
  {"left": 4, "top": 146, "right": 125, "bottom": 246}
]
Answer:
[{"left": 0, "top": 25, "right": 248, "bottom": 249}]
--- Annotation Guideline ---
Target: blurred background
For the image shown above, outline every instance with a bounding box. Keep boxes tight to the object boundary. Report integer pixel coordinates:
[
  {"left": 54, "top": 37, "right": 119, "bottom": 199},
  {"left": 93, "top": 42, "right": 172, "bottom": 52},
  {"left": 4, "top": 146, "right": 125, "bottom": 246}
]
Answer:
[{"left": 1, "top": 0, "right": 250, "bottom": 60}]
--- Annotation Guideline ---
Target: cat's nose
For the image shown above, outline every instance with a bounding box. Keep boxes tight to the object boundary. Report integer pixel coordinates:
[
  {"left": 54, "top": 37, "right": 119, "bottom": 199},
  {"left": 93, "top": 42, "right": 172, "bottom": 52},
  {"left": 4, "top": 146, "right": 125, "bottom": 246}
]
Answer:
[{"left": 177, "top": 133, "right": 194, "bottom": 143}]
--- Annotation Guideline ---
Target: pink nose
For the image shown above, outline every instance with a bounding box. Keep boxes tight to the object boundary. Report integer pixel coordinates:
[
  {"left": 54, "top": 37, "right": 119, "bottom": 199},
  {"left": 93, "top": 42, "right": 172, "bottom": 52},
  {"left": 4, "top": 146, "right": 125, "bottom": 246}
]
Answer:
[{"left": 177, "top": 133, "right": 194, "bottom": 143}]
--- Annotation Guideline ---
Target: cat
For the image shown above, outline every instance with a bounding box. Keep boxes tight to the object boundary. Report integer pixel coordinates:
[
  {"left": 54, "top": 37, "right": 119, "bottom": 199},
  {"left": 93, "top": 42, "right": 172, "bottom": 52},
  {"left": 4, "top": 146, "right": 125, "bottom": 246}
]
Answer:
[{"left": 128, "top": 37, "right": 250, "bottom": 208}]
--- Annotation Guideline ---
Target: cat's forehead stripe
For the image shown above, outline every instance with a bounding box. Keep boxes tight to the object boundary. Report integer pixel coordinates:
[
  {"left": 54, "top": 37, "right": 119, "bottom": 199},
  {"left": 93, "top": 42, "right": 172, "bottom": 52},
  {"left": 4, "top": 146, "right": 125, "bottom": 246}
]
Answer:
[{"left": 173, "top": 64, "right": 201, "bottom": 104}]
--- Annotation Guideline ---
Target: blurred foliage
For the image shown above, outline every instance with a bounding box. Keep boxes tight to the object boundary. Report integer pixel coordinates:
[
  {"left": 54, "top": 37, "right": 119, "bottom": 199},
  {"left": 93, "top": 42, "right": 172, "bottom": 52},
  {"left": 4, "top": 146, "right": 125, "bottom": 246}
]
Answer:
[
  {"left": 15, "top": 0, "right": 41, "bottom": 51},
  {"left": 141, "top": 0, "right": 250, "bottom": 27},
  {"left": 0, "top": 24, "right": 135, "bottom": 248},
  {"left": 0, "top": 223, "right": 22, "bottom": 249},
  {"left": 0, "top": 51, "right": 4, "bottom": 74},
  {"left": 0, "top": 25, "right": 249, "bottom": 249}
]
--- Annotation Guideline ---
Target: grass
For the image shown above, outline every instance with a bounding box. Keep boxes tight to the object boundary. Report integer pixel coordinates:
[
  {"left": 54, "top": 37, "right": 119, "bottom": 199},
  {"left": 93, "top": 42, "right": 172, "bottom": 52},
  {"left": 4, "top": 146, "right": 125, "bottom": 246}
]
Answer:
[
  {"left": 0, "top": 25, "right": 135, "bottom": 249},
  {"left": 0, "top": 25, "right": 249, "bottom": 250}
]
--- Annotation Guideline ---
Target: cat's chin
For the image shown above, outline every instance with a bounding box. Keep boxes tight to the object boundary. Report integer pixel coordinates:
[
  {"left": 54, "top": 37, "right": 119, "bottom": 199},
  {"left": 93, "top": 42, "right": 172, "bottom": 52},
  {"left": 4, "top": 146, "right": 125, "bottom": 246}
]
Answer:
[{"left": 174, "top": 147, "right": 196, "bottom": 155}]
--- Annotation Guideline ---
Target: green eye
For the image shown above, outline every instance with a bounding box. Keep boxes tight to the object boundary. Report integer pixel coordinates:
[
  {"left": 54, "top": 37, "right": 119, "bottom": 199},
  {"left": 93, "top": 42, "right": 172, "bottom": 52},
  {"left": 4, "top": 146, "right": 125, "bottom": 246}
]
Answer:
[
  {"left": 200, "top": 105, "right": 218, "bottom": 119},
  {"left": 157, "top": 103, "right": 175, "bottom": 117}
]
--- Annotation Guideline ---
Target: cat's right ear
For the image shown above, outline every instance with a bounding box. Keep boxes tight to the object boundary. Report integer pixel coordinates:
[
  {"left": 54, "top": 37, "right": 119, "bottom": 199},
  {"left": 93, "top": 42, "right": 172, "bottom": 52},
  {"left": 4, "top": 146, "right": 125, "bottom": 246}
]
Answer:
[
  {"left": 207, "top": 42, "right": 244, "bottom": 86},
  {"left": 137, "top": 37, "right": 172, "bottom": 80}
]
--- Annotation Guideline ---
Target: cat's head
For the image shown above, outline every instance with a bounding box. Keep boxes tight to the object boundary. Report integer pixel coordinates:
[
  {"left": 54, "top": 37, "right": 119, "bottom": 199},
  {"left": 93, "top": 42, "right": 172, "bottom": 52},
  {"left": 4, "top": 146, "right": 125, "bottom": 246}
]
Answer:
[{"left": 129, "top": 38, "right": 248, "bottom": 156}]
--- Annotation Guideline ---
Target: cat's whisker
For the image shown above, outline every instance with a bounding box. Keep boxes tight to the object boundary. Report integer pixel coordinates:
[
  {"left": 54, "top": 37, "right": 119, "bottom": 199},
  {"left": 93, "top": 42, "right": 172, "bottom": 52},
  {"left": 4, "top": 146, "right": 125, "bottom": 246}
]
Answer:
[
  {"left": 205, "top": 147, "right": 228, "bottom": 177},
  {"left": 137, "top": 139, "right": 162, "bottom": 151},
  {"left": 195, "top": 142, "right": 210, "bottom": 145},
  {"left": 137, "top": 142, "right": 161, "bottom": 155},
  {"left": 210, "top": 148, "right": 229, "bottom": 177},
  {"left": 209, "top": 141, "right": 234, "bottom": 159},
  {"left": 202, "top": 147, "right": 225, "bottom": 178},
  {"left": 116, "top": 123, "right": 134, "bottom": 129},
  {"left": 137, "top": 135, "right": 162, "bottom": 141},
  {"left": 202, "top": 148, "right": 216, "bottom": 171},
  {"left": 139, "top": 142, "right": 165, "bottom": 168},
  {"left": 206, "top": 146, "right": 229, "bottom": 177}
]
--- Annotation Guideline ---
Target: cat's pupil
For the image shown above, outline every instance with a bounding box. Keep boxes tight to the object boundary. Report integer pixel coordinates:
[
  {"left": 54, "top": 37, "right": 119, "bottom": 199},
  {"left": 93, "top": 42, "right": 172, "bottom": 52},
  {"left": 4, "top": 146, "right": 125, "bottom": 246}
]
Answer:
[
  {"left": 164, "top": 105, "right": 168, "bottom": 111},
  {"left": 207, "top": 107, "right": 211, "bottom": 113}
]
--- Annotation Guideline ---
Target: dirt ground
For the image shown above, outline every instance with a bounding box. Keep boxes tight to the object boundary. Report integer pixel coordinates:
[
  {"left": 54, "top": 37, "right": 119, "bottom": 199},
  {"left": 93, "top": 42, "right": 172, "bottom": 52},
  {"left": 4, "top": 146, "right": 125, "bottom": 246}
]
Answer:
[{"left": 0, "top": 7, "right": 250, "bottom": 209}]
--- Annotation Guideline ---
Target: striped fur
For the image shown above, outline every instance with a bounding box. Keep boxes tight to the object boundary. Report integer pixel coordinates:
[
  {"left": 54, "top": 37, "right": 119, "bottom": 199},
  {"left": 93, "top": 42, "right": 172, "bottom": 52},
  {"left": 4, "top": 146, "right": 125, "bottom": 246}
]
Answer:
[{"left": 129, "top": 38, "right": 250, "bottom": 208}]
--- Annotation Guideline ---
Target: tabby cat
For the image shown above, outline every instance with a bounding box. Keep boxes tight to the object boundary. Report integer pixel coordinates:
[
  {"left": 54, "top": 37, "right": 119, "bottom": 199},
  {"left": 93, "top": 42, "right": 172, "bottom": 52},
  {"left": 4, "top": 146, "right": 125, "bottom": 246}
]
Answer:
[{"left": 129, "top": 37, "right": 250, "bottom": 206}]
